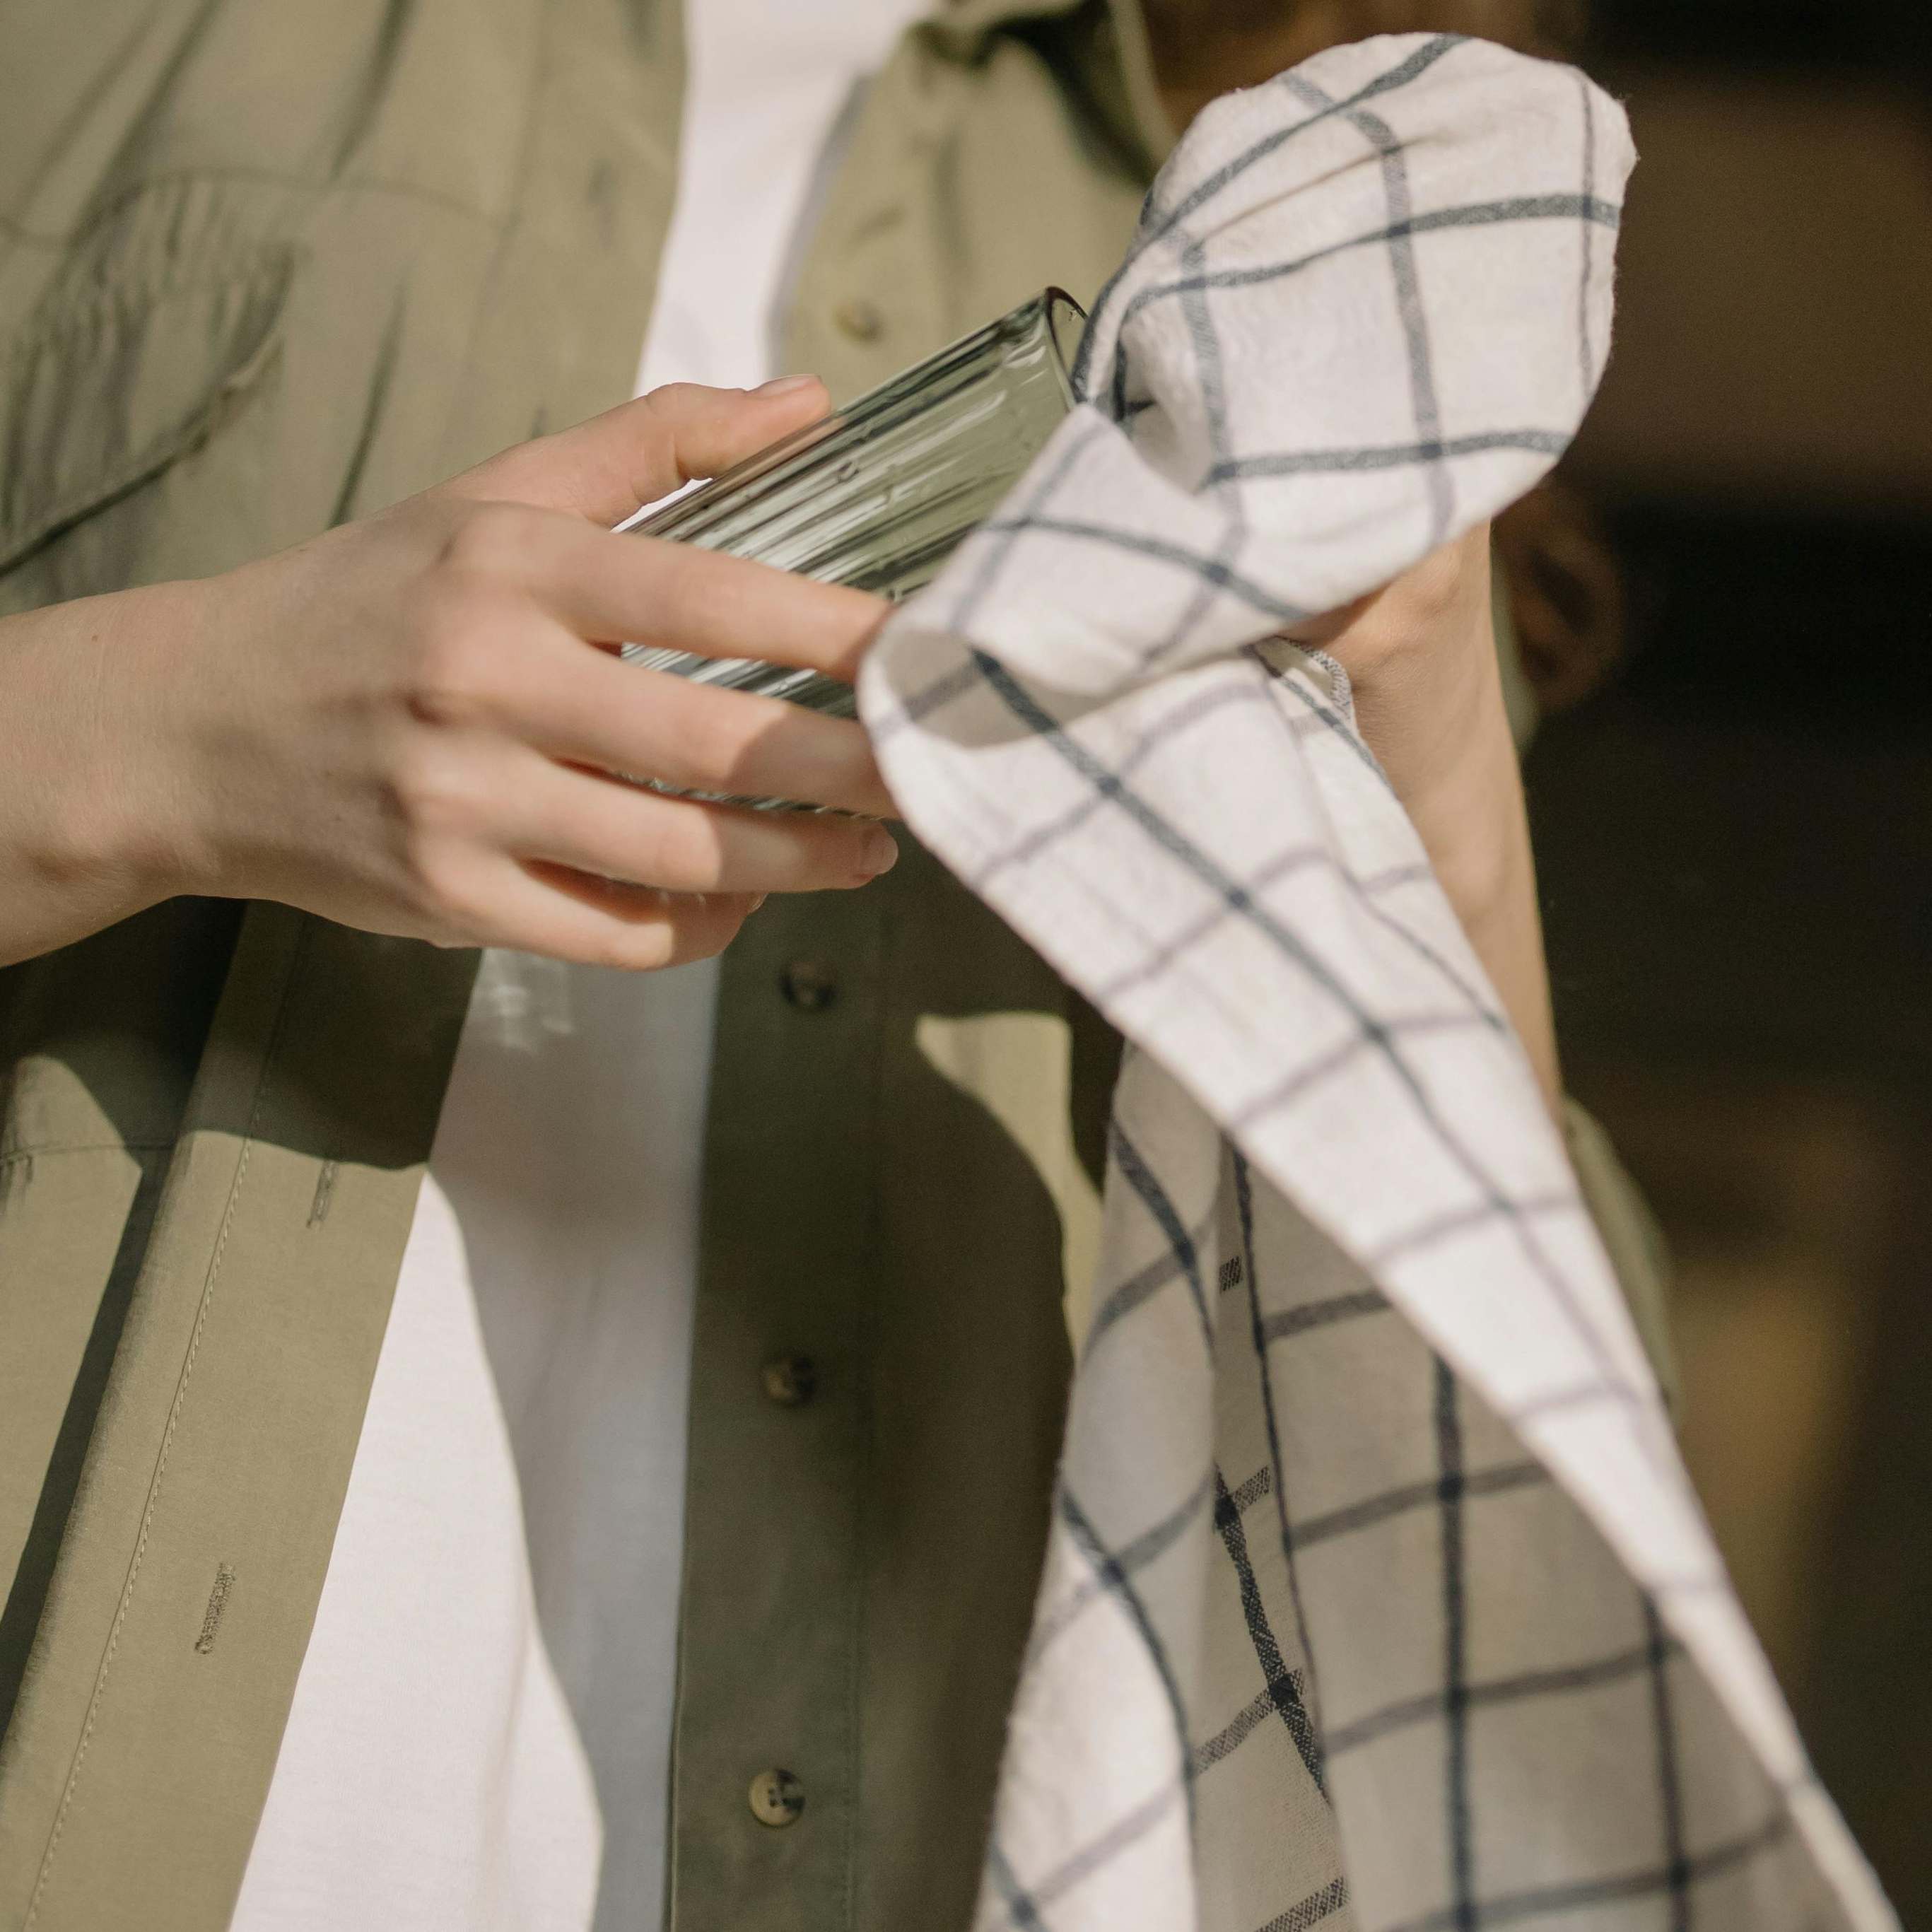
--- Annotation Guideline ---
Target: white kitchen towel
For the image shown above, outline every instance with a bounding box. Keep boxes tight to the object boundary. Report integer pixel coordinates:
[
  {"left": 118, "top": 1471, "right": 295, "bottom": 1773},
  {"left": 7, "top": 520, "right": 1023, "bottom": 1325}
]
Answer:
[{"left": 861, "top": 33, "right": 1895, "bottom": 1932}]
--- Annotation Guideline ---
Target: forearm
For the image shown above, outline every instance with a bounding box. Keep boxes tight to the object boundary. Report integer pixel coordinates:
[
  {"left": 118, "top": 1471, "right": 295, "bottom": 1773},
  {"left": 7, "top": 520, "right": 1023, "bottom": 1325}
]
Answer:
[
  {"left": 1354, "top": 645, "right": 1562, "bottom": 1113},
  {"left": 0, "top": 583, "right": 201, "bottom": 966},
  {"left": 1309, "top": 529, "right": 1563, "bottom": 1117}
]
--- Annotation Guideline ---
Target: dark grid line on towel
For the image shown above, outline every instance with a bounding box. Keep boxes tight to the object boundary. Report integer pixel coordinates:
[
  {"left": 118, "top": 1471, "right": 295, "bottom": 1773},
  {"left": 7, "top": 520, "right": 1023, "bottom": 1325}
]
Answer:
[
  {"left": 1019, "top": 1444, "right": 1518, "bottom": 1725},
  {"left": 987, "top": 1486, "right": 1205, "bottom": 1924},
  {"left": 992, "top": 1781, "right": 1188, "bottom": 1928},
  {"left": 1226, "top": 1013, "right": 1499, "bottom": 1136},
  {"left": 1433, "top": 1361, "right": 1478, "bottom": 1928},
  {"left": 984, "top": 1842, "right": 1049, "bottom": 1932},
  {"left": 923, "top": 667, "right": 1540, "bottom": 1137},
  {"left": 1381, "top": 1812, "right": 1796, "bottom": 1932},
  {"left": 1234, "top": 1152, "right": 1329, "bottom": 1792},
  {"left": 971, "top": 679, "right": 1283, "bottom": 898},
  {"left": 1060, "top": 1487, "right": 1201, "bottom": 1832},
  {"left": 1109, "top": 1121, "right": 1214, "bottom": 1349},
  {"left": 1106, "top": 194, "right": 1622, "bottom": 359},
  {"left": 1209, "top": 429, "right": 1571, "bottom": 484},
  {"left": 1356, "top": 862, "right": 1435, "bottom": 893},
  {"left": 1086, "top": 1199, "right": 1220, "bottom": 1353},
  {"left": 1023, "top": 1473, "right": 1216, "bottom": 1673},
  {"left": 939, "top": 659, "right": 1522, "bottom": 1129},
  {"left": 971, "top": 516, "right": 1313, "bottom": 630},
  {"left": 1209, "top": 1451, "right": 1552, "bottom": 1578},
  {"left": 1576, "top": 76, "right": 1601, "bottom": 401},
  {"left": 1226, "top": 1465, "right": 1272, "bottom": 1515},
  {"left": 1253, "top": 1878, "right": 1352, "bottom": 1932},
  {"left": 1214, "top": 1467, "right": 1326, "bottom": 1790},
  {"left": 1366, "top": 1192, "right": 1579, "bottom": 1270},
  {"left": 1196, "top": 1682, "right": 1303, "bottom": 1774},
  {"left": 1127, "top": 234, "right": 1250, "bottom": 677},
  {"left": 1260, "top": 1286, "right": 1391, "bottom": 1342},
  {"left": 1324, "top": 1632, "right": 1680, "bottom": 1760},
  {"left": 1644, "top": 1593, "right": 1695, "bottom": 1932},
  {"left": 1130, "top": 228, "right": 1260, "bottom": 675},
  {"left": 1087, "top": 839, "right": 1354, "bottom": 1007},
  {"left": 1294, "top": 1459, "right": 1548, "bottom": 1557},
  {"left": 946, "top": 418, "right": 1116, "bottom": 644},
  {"left": 1074, "top": 35, "right": 1472, "bottom": 404},
  {"left": 947, "top": 654, "right": 1499, "bottom": 1028},
  {"left": 1280, "top": 69, "right": 1456, "bottom": 544}
]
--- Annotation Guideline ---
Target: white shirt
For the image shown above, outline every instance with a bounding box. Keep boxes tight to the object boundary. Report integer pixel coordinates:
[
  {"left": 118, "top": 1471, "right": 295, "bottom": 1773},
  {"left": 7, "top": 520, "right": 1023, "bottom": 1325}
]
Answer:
[{"left": 231, "top": 5, "right": 929, "bottom": 1928}]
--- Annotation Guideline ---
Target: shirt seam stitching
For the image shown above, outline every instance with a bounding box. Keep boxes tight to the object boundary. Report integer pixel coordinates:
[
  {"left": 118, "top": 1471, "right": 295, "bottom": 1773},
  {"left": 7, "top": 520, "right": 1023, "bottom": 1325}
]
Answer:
[{"left": 23, "top": 915, "right": 313, "bottom": 1928}]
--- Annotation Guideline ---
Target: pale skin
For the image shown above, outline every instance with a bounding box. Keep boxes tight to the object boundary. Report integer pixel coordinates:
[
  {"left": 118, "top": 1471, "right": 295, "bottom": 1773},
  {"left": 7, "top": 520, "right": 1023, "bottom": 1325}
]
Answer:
[
  {"left": 0, "top": 379, "right": 1557, "bottom": 1109},
  {"left": 1286, "top": 529, "right": 1563, "bottom": 1113},
  {"left": 0, "top": 377, "right": 898, "bottom": 973}
]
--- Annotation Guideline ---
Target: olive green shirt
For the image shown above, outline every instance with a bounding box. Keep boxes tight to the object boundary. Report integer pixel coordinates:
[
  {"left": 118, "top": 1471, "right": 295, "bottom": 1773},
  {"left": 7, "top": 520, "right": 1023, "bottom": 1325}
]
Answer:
[{"left": 0, "top": 6, "right": 1668, "bottom": 1928}]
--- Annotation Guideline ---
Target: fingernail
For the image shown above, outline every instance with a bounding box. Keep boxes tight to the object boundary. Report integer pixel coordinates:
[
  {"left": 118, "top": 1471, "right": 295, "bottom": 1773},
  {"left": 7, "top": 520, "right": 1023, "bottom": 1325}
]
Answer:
[
  {"left": 860, "top": 826, "right": 899, "bottom": 878},
  {"left": 755, "top": 374, "right": 820, "bottom": 397},
  {"left": 749, "top": 894, "right": 768, "bottom": 913}
]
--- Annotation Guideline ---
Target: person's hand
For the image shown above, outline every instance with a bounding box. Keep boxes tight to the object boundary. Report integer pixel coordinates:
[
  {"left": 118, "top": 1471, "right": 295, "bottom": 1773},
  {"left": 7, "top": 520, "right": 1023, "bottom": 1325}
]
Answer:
[
  {"left": 1287, "top": 525, "right": 1562, "bottom": 1112},
  {"left": 4, "top": 378, "right": 901, "bottom": 968}
]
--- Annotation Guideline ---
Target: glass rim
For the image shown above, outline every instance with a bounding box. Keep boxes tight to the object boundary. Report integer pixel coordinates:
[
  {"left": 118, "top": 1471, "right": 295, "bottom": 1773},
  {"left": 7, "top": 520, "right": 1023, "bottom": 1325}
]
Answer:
[{"left": 628, "top": 286, "right": 1087, "bottom": 544}]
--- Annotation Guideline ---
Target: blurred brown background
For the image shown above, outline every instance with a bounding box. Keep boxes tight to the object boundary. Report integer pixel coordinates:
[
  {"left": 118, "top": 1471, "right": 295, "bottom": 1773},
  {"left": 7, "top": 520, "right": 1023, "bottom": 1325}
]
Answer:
[{"left": 1538, "top": 0, "right": 1932, "bottom": 1913}]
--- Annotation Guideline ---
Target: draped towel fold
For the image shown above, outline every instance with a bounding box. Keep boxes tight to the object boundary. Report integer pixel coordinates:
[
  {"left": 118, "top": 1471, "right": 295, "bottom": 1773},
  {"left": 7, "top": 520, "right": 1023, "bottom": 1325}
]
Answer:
[{"left": 861, "top": 32, "right": 1895, "bottom": 1932}]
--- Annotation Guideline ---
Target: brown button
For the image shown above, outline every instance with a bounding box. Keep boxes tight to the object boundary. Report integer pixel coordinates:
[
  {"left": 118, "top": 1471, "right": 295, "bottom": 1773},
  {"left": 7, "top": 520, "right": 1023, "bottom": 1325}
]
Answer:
[
  {"left": 749, "top": 1767, "right": 804, "bottom": 1828},
  {"left": 780, "top": 959, "right": 838, "bottom": 1012},
  {"left": 833, "top": 296, "right": 884, "bottom": 343},
  {"left": 762, "top": 1353, "right": 818, "bottom": 1407}
]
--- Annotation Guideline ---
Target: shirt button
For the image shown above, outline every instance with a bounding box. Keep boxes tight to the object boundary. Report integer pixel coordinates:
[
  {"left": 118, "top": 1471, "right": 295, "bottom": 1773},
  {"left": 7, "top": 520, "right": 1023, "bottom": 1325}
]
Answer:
[
  {"left": 762, "top": 1353, "right": 818, "bottom": 1407},
  {"left": 780, "top": 959, "right": 838, "bottom": 1012},
  {"left": 834, "top": 296, "right": 884, "bottom": 343},
  {"left": 749, "top": 1767, "right": 805, "bottom": 1828}
]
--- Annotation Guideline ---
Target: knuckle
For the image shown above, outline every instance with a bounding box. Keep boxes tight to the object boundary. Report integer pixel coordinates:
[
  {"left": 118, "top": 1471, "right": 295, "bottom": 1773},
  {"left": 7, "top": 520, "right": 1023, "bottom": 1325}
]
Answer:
[
  {"left": 640, "top": 380, "right": 710, "bottom": 417},
  {"left": 661, "top": 812, "right": 730, "bottom": 892},
  {"left": 437, "top": 500, "right": 549, "bottom": 581},
  {"left": 397, "top": 837, "right": 468, "bottom": 923},
  {"left": 679, "top": 707, "right": 758, "bottom": 792},
  {"left": 400, "top": 591, "right": 515, "bottom": 729},
  {"left": 388, "top": 740, "right": 491, "bottom": 858}
]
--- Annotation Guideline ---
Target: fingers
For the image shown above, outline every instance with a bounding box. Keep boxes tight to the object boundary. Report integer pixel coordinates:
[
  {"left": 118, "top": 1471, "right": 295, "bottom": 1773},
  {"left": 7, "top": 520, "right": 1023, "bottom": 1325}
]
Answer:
[
  {"left": 441, "top": 377, "right": 831, "bottom": 527},
  {"left": 422, "top": 500, "right": 886, "bottom": 684},
  {"left": 508, "top": 636, "right": 896, "bottom": 818},
  {"left": 537, "top": 519, "right": 889, "bottom": 681},
  {"left": 498, "top": 750, "right": 899, "bottom": 897},
  {"left": 465, "top": 855, "right": 760, "bottom": 971}
]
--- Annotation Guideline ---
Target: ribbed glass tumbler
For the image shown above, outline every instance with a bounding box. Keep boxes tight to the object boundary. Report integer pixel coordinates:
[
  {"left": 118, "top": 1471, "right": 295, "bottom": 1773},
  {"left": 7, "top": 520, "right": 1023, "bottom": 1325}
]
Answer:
[{"left": 621, "top": 289, "right": 1084, "bottom": 756}]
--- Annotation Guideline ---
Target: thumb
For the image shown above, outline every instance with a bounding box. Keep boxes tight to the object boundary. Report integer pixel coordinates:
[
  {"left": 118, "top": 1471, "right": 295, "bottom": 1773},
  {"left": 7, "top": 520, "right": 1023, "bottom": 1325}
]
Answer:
[{"left": 437, "top": 375, "right": 829, "bottom": 526}]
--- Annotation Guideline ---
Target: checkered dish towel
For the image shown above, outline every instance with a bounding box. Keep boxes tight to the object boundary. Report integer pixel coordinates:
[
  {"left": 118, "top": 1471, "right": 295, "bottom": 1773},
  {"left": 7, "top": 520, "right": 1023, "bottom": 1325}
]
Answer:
[{"left": 860, "top": 32, "right": 1895, "bottom": 1932}]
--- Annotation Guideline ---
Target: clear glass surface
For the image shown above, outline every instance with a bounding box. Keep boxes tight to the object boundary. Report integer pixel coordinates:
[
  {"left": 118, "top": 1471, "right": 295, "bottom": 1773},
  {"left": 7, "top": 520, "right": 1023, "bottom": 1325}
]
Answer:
[{"left": 622, "top": 290, "right": 1084, "bottom": 746}]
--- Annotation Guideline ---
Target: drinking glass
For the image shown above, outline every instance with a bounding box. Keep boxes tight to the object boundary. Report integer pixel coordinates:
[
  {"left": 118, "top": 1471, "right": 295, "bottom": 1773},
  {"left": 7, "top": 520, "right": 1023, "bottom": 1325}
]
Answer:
[{"left": 622, "top": 289, "right": 1084, "bottom": 755}]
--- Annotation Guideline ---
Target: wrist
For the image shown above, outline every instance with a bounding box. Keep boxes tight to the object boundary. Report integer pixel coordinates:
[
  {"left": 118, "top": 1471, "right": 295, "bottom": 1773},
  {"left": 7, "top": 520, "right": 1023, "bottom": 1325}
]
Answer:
[
  {"left": 0, "top": 581, "right": 212, "bottom": 962},
  {"left": 65, "top": 579, "right": 222, "bottom": 908}
]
